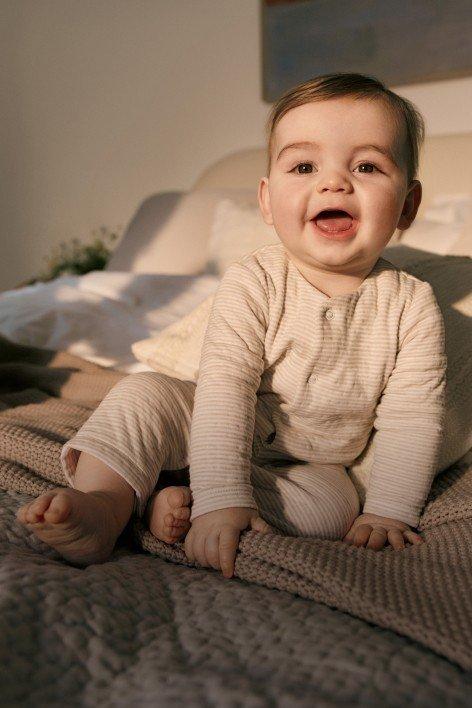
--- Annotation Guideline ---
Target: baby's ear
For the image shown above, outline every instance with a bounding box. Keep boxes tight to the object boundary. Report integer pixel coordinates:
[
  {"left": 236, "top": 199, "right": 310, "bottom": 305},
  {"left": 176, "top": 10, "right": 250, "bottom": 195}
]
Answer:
[
  {"left": 397, "top": 180, "right": 422, "bottom": 231},
  {"left": 258, "top": 177, "right": 274, "bottom": 226}
]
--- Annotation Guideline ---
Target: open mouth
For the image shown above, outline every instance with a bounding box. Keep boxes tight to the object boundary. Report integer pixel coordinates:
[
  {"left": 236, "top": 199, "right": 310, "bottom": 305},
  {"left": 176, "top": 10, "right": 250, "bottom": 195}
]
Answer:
[{"left": 313, "top": 209, "right": 354, "bottom": 233}]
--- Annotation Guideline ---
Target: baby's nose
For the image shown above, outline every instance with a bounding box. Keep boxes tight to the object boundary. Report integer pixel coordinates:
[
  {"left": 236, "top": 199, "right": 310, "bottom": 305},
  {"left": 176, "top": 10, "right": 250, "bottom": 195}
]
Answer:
[{"left": 315, "top": 170, "right": 352, "bottom": 193}]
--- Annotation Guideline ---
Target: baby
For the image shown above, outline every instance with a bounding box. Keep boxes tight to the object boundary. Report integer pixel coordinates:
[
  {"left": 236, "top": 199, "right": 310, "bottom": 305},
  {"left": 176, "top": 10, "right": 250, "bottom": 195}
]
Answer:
[{"left": 16, "top": 72, "right": 447, "bottom": 578}]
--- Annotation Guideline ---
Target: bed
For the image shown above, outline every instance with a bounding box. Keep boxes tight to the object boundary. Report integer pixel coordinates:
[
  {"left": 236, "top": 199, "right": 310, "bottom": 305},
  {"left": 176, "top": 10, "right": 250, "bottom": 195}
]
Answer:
[{"left": 1, "top": 133, "right": 471, "bottom": 706}]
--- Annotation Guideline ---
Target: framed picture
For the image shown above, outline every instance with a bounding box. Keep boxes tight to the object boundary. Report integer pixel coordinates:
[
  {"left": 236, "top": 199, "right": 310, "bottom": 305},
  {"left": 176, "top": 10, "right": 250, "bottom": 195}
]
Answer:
[{"left": 262, "top": 0, "right": 472, "bottom": 102}]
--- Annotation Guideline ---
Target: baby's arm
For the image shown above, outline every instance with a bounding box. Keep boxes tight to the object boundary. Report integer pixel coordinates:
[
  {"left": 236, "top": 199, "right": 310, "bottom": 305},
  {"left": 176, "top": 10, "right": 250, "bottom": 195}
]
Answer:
[
  {"left": 188, "top": 260, "right": 269, "bottom": 523},
  {"left": 360, "top": 280, "right": 447, "bottom": 541}
]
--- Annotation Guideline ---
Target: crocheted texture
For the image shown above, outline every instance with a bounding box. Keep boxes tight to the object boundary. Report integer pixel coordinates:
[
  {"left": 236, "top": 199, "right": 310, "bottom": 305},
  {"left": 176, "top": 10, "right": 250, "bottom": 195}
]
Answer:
[{"left": 1, "top": 334, "right": 471, "bottom": 679}]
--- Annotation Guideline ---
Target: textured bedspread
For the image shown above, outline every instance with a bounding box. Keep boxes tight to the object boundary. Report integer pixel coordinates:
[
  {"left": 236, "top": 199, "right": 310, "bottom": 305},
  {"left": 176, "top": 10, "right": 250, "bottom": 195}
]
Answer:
[{"left": 1, "top": 334, "right": 471, "bottom": 705}]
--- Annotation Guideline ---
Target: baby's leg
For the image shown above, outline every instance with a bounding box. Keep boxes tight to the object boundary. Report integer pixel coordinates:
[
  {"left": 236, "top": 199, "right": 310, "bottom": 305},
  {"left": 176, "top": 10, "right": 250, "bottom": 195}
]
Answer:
[
  {"left": 16, "top": 450, "right": 135, "bottom": 565},
  {"left": 16, "top": 372, "right": 196, "bottom": 564},
  {"left": 250, "top": 460, "right": 360, "bottom": 540}
]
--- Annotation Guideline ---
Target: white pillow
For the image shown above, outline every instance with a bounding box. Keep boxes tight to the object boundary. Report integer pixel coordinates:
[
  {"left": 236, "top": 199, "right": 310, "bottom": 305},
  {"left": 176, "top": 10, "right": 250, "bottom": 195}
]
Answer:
[
  {"left": 422, "top": 193, "right": 472, "bottom": 225},
  {"left": 397, "top": 193, "right": 472, "bottom": 257},
  {"left": 206, "top": 198, "right": 280, "bottom": 276},
  {"left": 107, "top": 188, "right": 258, "bottom": 275},
  {"left": 131, "top": 294, "right": 214, "bottom": 382}
]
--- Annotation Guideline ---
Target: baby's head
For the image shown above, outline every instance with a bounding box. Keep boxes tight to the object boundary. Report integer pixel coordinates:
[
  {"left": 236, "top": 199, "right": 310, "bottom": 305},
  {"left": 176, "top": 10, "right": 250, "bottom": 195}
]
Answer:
[{"left": 258, "top": 72, "right": 425, "bottom": 280}]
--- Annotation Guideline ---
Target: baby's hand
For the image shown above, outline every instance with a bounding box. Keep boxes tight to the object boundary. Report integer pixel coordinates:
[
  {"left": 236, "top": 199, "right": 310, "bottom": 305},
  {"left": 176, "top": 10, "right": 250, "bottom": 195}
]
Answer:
[
  {"left": 184, "top": 506, "right": 275, "bottom": 578},
  {"left": 342, "top": 512, "right": 424, "bottom": 551}
]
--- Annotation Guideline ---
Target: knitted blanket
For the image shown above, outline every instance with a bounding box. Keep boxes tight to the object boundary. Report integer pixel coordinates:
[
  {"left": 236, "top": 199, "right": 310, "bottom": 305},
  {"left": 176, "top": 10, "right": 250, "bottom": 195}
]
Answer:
[{"left": 1, "top": 333, "right": 471, "bottom": 678}]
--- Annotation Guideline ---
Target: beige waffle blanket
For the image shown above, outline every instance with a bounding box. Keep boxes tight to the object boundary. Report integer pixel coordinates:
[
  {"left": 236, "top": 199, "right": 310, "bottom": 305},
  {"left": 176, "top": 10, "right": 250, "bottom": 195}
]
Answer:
[{"left": 1, "top": 333, "right": 471, "bottom": 674}]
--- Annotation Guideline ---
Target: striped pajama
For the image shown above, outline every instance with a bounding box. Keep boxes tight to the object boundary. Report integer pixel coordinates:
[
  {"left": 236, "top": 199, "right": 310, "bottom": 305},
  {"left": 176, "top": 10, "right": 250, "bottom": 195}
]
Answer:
[{"left": 60, "top": 370, "right": 360, "bottom": 540}]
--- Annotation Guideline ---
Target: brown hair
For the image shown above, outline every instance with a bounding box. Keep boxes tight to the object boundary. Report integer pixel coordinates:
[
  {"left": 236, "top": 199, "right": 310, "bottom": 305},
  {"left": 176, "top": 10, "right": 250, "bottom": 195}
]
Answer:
[{"left": 265, "top": 72, "right": 425, "bottom": 186}]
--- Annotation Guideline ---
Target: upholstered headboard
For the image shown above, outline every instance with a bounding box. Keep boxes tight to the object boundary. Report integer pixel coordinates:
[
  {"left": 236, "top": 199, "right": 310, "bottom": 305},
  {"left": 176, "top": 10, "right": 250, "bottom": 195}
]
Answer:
[{"left": 191, "top": 132, "right": 472, "bottom": 219}]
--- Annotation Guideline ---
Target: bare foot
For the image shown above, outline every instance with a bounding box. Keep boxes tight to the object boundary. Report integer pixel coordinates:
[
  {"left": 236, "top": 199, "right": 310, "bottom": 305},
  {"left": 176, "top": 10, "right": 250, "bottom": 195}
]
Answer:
[
  {"left": 144, "top": 486, "right": 192, "bottom": 544},
  {"left": 16, "top": 487, "right": 122, "bottom": 566}
]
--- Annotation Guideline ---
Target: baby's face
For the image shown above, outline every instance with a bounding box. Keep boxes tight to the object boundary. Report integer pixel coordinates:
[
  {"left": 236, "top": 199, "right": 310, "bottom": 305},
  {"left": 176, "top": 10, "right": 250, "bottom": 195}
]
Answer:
[{"left": 258, "top": 97, "right": 422, "bottom": 276}]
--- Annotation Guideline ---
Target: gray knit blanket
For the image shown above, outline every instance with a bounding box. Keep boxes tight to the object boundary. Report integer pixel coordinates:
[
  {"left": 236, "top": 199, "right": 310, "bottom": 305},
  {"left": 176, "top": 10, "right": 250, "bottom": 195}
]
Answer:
[{"left": 1, "top": 334, "right": 471, "bottom": 705}]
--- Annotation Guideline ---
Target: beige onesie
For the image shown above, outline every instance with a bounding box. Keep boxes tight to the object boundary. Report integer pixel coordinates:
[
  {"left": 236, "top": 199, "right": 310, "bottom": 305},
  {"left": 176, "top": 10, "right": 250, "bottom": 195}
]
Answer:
[{"left": 188, "top": 243, "right": 447, "bottom": 528}]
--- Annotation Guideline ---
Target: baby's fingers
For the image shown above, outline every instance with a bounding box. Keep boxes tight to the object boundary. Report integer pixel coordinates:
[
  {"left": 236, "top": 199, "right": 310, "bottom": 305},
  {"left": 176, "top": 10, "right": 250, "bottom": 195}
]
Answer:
[
  {"left": 352, "top": 524, "right": 373, "bottom": 547},
  {"left": 204, "top": 532, "right": 223, "bottom": 571},
  {"left": 189, "top": 528, "right": 209, "bottom": 569},
  {"left": 219, "top": 527, "right": 240, "bottom": 579},
  {"left": 365, "top": 527, "right": 388, "bottom": 551},
  {"left": 403, "top": 529, "right": 424, "bottom": 546},
  {"left": 387, "top": 528, "right": 405, "bottom": 550}
]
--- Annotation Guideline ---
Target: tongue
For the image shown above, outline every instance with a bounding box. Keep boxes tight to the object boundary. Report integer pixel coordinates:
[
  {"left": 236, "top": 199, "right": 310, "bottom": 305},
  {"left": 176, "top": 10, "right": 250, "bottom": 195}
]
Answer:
[{"left": 315, "top": 211, "right": 353, "bottom": 232}]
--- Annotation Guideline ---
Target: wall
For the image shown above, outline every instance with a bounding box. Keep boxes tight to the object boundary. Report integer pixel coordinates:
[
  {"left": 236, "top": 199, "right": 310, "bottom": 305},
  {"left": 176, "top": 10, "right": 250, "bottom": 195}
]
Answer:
[{"left": 2, "top": 0, "right": 472, "bottom": 291}]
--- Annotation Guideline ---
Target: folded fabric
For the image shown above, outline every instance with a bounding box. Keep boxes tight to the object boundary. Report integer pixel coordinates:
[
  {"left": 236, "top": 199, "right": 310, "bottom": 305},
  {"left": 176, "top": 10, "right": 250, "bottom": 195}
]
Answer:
[{"left": 132, "top": 249, "right": 472, "bottom": 499}]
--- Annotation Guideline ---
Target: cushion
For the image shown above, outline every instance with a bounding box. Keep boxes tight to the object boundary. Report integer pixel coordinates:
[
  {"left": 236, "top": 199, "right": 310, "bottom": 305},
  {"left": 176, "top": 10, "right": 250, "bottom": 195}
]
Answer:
[
  {"left": 206, "top": 198, "right": 280, "bottom": 276},
  {"left": 106, "top": 188, "right": 258, "bottom": 274},
  {"left": 131, "top": 294, "right": 213, "bottom": 383},
  {"left": 132, "top": 249, "right": 471, "bottom": 502},
  {"left": 397, "top": 193, "right": 472, "bottom": 257}
]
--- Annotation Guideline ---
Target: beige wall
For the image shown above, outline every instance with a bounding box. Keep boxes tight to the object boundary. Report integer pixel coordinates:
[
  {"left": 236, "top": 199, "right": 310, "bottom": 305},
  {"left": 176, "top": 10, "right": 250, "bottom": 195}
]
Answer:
[{"left": 2, "top": 0, "right": 472, "bottom": 291}]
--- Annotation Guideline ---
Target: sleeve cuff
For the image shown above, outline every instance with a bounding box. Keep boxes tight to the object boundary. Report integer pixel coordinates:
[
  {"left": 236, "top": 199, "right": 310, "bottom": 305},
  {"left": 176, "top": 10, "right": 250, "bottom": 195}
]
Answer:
[
  {"left": 362, "top": 501, "right": 421, "bottom": 528},
  {"left": 189, "top": 484, "right": 258, "bottom": 522}
]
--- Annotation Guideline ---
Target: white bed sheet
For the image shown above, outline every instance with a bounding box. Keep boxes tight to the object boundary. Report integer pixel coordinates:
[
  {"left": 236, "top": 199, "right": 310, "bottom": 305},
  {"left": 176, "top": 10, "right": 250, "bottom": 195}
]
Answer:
[{"left": 0, "top": 271, "right": 221, "bottom": 372}]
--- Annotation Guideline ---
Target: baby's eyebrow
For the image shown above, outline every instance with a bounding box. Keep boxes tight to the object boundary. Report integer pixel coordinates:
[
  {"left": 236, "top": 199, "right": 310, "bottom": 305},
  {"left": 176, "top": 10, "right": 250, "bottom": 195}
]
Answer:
[{"left": 276, "top": 141, "right": 398, "bottom": 167}]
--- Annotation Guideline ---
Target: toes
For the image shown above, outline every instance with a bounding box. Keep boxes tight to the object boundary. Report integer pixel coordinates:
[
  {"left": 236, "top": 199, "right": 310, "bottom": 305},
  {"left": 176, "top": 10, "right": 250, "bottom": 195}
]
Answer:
[
  {"left": 17, "top": 490, "right": 74, "bottom": 525},
  {"left": 175, "top": 506, "right": 191, "bottom": 521},
  {"left": 22, "top": 491, "right": 57, "bottom": 523},
  {"left": 16, "top": 504, "right": 30, "bottom": 523},
  {"left": 168, "top": 486, "right": 191, "bottom": 509},
  {"left": 43, "top": 492, "right": 72, "bottom": 523},
  {"left": 167, "top": 522, "right": 191, "bottom": 541},
  {"left": 164, "top": 509, "right": 190, "bottom": 528},
  {"left": 152, "top": 518, "right": 191, "bottom": 544}
]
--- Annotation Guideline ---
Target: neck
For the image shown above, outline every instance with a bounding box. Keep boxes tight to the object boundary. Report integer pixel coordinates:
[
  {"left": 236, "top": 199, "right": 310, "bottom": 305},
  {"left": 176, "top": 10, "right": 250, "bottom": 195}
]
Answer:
[{"left": 287, "top": 252, "right": 379, "bottom": 297}]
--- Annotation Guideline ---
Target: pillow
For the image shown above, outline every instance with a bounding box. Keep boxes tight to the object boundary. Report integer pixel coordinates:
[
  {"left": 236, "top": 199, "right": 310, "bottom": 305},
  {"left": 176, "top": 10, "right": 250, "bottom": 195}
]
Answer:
[
  {"left": 131, "top": 294, "right": 214, "bottom": 382},
  {"left": 132, "top": 250, "right": 471, "bottom": 502},
  {"left": 396, "top": 193, "right": 472, "bottom": 257},
  {"left": 421, "top": 193, "right": 472, "bottom": 225},
  {"left": 106, "top": 188, "right": 258, "bottom": 274},
  {"left": 206, "top": 198, "right": 280, "bottom": 276}
]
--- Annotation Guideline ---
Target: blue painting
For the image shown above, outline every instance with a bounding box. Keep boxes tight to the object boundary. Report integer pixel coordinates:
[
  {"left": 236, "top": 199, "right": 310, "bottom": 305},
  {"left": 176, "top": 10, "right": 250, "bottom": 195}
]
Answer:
[{"left": 262, "top": 0, "right": 472, "bottom": 102}]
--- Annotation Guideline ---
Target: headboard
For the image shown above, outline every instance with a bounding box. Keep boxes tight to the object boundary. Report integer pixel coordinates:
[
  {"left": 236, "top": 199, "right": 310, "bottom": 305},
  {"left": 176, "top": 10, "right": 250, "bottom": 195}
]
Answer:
[{"left": 191, "top": 132, "right": 472, "bottom": 219}]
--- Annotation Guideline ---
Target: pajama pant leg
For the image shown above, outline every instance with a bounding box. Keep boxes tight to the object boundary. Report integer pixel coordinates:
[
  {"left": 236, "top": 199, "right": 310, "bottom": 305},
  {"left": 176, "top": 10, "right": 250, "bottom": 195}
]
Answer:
[
  {"left": 61, "top": 371, "right": 195, "bottom": 517},
  {"left": 250, "top": 461, "right": 360, "bottom": 540},
  {"left": 60, "top": 371, "right": 359, "bottom": 539}
]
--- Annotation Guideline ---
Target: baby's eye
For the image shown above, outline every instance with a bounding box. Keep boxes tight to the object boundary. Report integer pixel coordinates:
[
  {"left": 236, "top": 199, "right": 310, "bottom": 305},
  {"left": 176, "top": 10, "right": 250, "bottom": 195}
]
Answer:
[
  {"left": 356, "top": 163, "right": 378, "bottom": 174},
  {"left": 291, "top": 162, "right": 313, "bottom": 174}
]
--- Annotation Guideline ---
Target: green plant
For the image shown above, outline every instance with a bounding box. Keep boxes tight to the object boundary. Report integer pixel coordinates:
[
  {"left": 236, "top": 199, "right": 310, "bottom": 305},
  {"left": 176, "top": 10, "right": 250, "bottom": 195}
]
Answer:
[{"left": 23, "top": 226, "right": 122, "bottom": 287}]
